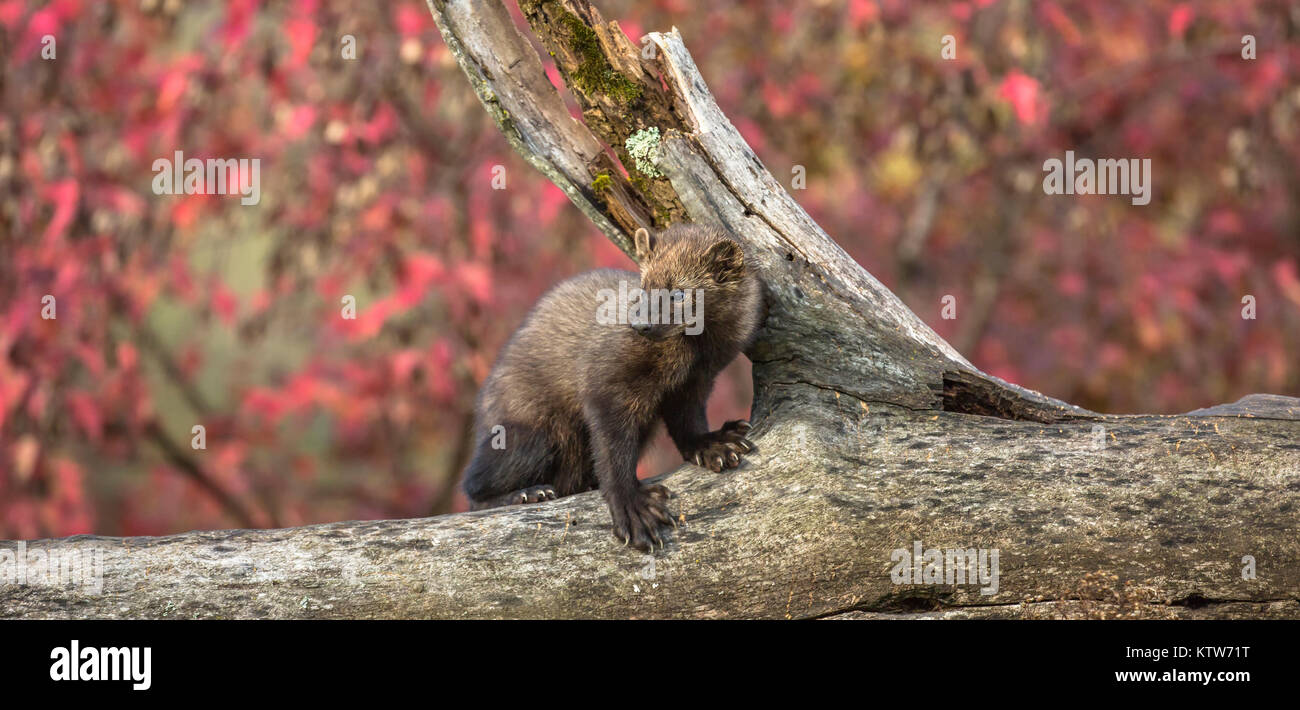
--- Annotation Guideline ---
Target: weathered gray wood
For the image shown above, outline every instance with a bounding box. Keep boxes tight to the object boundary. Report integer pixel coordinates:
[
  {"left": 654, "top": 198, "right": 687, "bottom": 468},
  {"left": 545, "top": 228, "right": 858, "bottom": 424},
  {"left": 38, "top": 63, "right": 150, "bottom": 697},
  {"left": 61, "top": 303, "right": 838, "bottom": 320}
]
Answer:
[
  {"left": 4, "top": 391, "right": 1296, "bottom": 619},
  {"left": 2, "top": 0, "right": 1296, "bottom": 619}
]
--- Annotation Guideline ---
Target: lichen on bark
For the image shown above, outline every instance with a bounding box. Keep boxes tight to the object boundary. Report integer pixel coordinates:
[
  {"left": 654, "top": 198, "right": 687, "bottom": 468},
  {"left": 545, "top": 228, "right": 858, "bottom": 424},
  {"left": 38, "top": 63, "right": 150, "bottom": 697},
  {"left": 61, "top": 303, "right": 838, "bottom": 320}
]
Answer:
[{"left": 625, "top": 127, "right": 664, "bottom": 178}]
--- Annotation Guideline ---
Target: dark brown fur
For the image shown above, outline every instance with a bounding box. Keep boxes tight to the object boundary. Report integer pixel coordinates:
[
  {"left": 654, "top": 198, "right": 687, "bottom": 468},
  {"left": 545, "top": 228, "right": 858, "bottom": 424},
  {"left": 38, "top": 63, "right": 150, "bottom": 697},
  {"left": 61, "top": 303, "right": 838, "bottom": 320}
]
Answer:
[{"left": 460, "top": 224, "right": 764, "bottom": 550}]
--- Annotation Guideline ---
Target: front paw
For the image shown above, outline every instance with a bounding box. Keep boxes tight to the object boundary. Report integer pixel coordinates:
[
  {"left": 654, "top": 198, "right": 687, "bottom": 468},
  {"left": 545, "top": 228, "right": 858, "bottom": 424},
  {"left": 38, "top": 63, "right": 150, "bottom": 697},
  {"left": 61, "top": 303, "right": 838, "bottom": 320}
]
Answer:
[
  {"left": 686, "top": 419, "right": 754, "bottom": 472},
  {"left": 608, "top": 484, "right": 674, "bottom": 551}
]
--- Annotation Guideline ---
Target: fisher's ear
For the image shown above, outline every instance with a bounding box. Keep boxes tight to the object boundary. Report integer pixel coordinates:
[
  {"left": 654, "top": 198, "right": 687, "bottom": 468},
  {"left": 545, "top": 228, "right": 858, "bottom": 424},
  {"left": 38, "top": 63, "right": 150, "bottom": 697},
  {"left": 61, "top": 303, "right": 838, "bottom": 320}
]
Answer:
[
  {"left": 704, "top": 239, "right": 745, "bottom": 284},
  {"left": 634, "top": 227, "right": 656, "bottom": 261}
]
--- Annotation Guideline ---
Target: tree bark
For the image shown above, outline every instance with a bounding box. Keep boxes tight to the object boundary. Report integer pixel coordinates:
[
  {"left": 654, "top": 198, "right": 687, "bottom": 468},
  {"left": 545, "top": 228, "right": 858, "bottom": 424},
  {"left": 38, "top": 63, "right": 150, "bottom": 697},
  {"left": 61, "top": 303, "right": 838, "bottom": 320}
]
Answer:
[{"left": 2, "top": 0, "right": 1297, "bottom": 619}]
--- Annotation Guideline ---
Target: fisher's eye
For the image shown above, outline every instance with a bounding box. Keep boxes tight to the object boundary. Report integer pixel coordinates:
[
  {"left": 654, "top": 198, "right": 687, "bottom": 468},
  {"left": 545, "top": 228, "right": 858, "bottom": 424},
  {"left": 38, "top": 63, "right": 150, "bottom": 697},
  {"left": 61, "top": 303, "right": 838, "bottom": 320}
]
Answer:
[{"left": 671, "top": 289, "right": 686, "bottom": 303}]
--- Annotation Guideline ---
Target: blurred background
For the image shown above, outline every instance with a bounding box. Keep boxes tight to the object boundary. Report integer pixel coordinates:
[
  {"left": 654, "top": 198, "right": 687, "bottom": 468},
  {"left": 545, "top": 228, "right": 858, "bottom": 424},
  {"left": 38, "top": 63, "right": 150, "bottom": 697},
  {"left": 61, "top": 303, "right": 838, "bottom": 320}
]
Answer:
[{"left": 2, "top": 0, "right": 1297, "bottom": 539}]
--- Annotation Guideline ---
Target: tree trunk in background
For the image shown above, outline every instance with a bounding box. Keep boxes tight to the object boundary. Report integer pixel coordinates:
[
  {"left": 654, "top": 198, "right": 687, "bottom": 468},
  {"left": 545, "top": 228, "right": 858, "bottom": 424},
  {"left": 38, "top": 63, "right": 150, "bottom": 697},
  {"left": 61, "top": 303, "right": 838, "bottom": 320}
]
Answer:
[{"left": 2, "top": 0, "right": 1297, "bottom": 619}]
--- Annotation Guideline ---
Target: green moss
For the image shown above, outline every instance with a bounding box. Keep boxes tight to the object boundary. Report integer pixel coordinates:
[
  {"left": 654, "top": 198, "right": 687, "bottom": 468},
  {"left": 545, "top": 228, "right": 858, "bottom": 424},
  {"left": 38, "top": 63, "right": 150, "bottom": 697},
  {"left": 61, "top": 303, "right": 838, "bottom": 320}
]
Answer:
[
  {"left": 591, "top": 171, "right": 613, "bottom": 196},
  {"left": 627, "top": 171, "right": 651, "bottom": 196},
  {"left": 555, "top": 7, "right": 642, "bottom": 103}
]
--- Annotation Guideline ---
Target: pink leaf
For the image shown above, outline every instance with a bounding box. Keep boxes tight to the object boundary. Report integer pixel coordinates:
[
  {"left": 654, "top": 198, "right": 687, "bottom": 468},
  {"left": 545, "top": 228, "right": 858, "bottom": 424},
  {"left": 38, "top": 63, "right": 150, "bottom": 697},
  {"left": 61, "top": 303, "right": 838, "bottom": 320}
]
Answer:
[
  {"left": 997, "top": 70, "right": 1047, "bottom": 126},
  {"left": 1168, "top": 4, "right": 1194, "bottom": 38},
  {"left": 211, "top": 283, "right": 238, "bottom": 325}
]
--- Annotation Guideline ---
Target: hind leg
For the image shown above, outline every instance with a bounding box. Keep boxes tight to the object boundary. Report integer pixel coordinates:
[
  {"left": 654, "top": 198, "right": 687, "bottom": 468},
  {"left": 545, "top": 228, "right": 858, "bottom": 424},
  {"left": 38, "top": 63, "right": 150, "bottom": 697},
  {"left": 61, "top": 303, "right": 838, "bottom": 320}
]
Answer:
[
  {"left": 462, "top": 423, "right": 559, "bottom": 510},
  {"left": 468, "top": 484, "right": 557, "bottom": 510}
]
